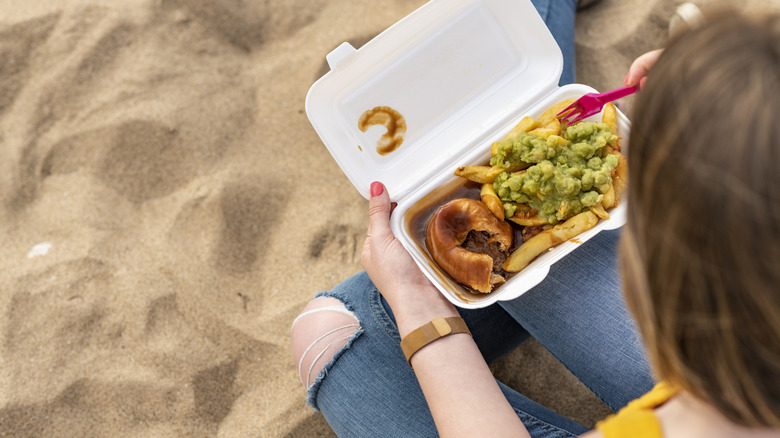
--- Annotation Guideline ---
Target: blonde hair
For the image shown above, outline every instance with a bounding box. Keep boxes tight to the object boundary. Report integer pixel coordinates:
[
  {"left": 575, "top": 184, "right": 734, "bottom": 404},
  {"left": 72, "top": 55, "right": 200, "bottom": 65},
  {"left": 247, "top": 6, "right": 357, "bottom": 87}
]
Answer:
[{"left": 622, "top": 8, "right": 780, "bottom": 427}]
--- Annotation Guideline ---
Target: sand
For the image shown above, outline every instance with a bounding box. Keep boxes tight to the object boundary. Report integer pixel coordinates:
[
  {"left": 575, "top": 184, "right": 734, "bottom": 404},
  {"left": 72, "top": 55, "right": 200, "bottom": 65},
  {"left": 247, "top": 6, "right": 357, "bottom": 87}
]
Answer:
[{"left": 0, "top": 0, "right": 774, "bottom": 436}]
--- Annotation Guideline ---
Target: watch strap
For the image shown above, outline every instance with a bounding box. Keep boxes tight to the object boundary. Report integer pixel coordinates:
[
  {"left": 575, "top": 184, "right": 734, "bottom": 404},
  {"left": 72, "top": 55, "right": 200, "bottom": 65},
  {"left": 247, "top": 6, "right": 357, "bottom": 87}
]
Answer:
[{"left": 399, "top": 316, "right": 471, "bottom": 366}]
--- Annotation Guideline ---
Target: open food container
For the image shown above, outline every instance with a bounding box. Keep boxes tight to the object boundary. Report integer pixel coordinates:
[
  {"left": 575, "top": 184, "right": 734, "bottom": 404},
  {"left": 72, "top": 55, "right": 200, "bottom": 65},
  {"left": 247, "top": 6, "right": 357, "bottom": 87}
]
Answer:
[{"left": 306, "top": 0, "right": 629, "bottom": 309}]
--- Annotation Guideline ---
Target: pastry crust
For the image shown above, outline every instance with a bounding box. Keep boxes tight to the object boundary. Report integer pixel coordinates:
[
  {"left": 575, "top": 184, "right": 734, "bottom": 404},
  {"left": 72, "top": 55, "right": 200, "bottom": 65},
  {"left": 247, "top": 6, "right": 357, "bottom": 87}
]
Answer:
[{"left": 425, "top": 198, "right": 513, "bottom": 293}]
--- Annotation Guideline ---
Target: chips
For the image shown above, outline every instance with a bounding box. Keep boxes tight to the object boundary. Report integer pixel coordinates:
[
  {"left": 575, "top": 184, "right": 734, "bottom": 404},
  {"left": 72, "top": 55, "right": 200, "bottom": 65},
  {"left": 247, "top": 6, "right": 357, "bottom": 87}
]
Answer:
[
  {"left": 451, "top": 99, "right": 628, "bottom": 281},
  {"left": 503, "top": 210, "right": 599, "bottom": 272},
  {"left": 480, "top": 183, "right": 505, "bottom": 221}
]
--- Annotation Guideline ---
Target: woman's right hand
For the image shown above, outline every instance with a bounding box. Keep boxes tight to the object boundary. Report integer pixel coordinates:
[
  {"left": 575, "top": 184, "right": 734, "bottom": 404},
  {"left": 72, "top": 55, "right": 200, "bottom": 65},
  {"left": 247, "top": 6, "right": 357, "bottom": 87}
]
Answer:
[{"left": 625, "top": 49, "right": 663, "bottom": 89}]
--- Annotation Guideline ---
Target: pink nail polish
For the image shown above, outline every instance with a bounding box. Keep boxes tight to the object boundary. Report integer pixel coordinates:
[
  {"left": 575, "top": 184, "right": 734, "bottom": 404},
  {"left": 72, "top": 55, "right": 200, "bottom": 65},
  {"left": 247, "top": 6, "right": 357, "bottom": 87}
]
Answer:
[{"left": 370, "top": 182, "right": 384, "bottom": 197}]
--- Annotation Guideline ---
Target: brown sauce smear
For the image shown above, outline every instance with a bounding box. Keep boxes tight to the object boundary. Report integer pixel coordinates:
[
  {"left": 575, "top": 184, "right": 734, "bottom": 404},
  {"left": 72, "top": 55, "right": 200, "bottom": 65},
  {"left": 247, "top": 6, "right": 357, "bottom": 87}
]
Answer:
[
  {"left": 358, "top": 106, "right": 406, "bottom": 155},
  {"left": 405, "top": 179, "right": 525, "bottom": 295}
]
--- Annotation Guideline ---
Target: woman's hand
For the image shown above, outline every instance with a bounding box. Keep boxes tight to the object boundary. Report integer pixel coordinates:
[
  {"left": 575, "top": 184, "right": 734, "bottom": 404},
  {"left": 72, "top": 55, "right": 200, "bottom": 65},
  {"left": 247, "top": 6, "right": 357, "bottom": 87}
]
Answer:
[
  {"left": 361, "top": 181, "right": 458, "bottom": 334},
  {"left": 361, "top": 181, "right": 431, "bottom": 296},
  {"left": 625, "top": 49, "right": 663, "bottom": 89}
]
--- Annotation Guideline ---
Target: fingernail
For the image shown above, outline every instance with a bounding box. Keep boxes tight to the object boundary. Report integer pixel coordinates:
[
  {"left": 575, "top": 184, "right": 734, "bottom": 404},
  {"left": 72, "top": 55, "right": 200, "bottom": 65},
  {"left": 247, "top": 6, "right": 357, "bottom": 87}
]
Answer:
[
  {"left": 370, "top": 181, "right": 384, "bottom": 197},
  {"left": 624, "top": 72, "right": 631, "bottom": 86}
]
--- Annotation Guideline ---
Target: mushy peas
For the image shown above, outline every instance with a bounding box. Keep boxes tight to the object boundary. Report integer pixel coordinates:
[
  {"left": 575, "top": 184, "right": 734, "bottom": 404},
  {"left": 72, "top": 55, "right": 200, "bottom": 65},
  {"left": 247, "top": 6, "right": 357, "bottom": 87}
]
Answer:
[{"left": 491, "top": 122, "right": 618, "bottom": 224}]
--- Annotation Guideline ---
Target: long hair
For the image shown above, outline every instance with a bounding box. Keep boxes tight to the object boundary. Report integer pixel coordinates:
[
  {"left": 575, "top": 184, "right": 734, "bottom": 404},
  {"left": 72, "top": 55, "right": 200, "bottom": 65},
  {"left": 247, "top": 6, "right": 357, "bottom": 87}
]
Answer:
[{"left": 622, "top": 9, "right": 780, "bottom": 427}]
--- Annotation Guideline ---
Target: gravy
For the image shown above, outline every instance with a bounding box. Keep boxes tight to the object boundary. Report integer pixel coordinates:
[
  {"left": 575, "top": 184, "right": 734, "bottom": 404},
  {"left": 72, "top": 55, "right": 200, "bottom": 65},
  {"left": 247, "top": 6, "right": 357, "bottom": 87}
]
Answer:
[{"left": 358, "top": 106, "right": 406, "bottom": 155}]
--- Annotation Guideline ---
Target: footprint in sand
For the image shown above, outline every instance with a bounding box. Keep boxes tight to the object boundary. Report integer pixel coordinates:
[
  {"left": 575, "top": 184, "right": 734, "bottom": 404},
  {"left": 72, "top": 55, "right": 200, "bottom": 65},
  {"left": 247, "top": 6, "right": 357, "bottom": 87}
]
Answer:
[
  {"left": 36, "top": 120, "right": 193, "bottom": 203},
  {"left": 308, "top": 222, "right": 364, "bottom": 264},
  {"left": 161, "top": 0, "right": 326, "bottom": 51},
  {"left": 3, "top": 258, "right": 116, "bottom": 396},
  {"left": 0, "top": 14, "right": 59, "bottom": 117},
  {"left": 0, "top": 378, "right": 196, "bottom": 437},
  {"left": 211, "top": 180, "right": 290, "bottom": 275}
]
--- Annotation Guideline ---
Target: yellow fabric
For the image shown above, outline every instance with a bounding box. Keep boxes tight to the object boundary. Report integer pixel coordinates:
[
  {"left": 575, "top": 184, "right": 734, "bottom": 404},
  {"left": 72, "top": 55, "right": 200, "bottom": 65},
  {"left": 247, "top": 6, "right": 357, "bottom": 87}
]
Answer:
[{"left": 595, "top": 381, "right": 679, "bottom": 438}]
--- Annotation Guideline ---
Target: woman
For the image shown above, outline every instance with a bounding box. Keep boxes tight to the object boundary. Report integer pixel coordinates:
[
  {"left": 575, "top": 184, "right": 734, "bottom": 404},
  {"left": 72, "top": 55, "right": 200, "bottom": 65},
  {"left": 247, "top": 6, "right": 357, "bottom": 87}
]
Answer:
[{"left": 292, "top": 6, "right": 780, "bottom": 438}]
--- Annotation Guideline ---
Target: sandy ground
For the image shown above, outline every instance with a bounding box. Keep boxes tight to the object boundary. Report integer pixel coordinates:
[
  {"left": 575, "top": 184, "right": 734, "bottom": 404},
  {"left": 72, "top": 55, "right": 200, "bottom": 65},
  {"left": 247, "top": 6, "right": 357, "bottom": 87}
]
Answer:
[{"left": 0, "top": 0, "right": 775, "bottom": 436}]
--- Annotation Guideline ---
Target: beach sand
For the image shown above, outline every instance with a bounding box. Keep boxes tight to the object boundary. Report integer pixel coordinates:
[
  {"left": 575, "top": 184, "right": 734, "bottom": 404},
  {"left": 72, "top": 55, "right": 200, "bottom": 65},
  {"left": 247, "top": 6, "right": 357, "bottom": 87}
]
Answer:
[{"left": 0, "top": 0, "right": 773, "bottom": 436}]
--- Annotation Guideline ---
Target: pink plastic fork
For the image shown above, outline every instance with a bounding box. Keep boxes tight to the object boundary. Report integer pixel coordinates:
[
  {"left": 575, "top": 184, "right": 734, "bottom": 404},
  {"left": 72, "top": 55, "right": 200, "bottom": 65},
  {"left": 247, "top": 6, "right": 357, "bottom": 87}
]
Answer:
[{"left": 558, "top": 85, "right": 639, "bottom": 126}]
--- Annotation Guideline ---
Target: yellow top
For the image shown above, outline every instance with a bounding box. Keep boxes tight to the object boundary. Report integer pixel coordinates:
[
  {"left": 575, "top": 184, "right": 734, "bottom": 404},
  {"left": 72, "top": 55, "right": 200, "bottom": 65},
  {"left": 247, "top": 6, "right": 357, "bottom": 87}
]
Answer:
[{"left": 595, "top": 381, "right": 679, "bottom": 438}]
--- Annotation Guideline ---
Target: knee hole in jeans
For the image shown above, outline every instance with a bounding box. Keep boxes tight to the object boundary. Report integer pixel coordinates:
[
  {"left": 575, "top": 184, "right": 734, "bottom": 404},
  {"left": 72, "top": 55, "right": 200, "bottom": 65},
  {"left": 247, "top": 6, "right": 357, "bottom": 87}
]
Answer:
[{"left": 291, "top": 296, "right": 360, "bottom": 388}]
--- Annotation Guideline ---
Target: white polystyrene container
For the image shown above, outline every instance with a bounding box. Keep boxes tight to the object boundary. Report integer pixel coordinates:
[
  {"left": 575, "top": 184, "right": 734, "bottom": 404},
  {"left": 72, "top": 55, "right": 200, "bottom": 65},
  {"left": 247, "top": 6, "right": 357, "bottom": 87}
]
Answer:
[{"left": 306, "top": 0, "right": 629, "bottom": 308}]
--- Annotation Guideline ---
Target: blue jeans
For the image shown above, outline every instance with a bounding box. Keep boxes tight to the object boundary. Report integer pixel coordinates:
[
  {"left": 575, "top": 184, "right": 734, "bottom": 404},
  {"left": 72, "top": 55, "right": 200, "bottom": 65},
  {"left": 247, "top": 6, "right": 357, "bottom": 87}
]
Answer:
[
  {"left": 309, "top": 230, "right": 654, "bottom": 437},
  {"left": 532, "top": 0, "right": 578, "bottom": 86},
  {"left": 306, "top": 1, "right": 654, "bottom": 436}
]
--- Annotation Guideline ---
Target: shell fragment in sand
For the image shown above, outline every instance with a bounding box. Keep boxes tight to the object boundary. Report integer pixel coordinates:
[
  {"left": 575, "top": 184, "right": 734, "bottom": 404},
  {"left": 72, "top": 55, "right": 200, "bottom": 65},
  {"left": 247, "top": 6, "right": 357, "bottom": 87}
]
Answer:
[{"left": 27, "top": 242, "right": 53, "bottom": 259}]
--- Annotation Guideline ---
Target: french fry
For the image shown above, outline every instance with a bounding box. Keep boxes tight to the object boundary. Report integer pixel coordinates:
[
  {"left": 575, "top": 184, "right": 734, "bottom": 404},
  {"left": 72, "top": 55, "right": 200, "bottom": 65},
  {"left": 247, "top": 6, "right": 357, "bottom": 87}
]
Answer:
[
  {"left": 602, "top": 102, "right": 618, "bottom": 135},
  {"left": 527, "top": 127, "right": 559, "bottom": 139},
  {"left": 454, "top": 164, "right": 527, "bottom": 183},
  {"left": 503, "top": 211, "right": 599, "bottom": 272},
  {"left": 602, "top": 181, "right": 617, "bottom": 209},
  {"left": 480, "top": 183, "right": 504, "bottom": 221},
  {"left": 547, "top": 134, "right": 569, "bottom": 148},
  {"left": 613, "top": 152, "right": 628, "bottom": 195},
  {"left": 538, "top": 98, "right": 575, "bottom": 126},
  {"left": 454, "top": 165, "right": 505, "bottom": 183},
  {"left": 505, "top": 116, "right": 538, "bottom": 140},
  {"left": 543, "top": 117, "right": 561, "bottom": 132},
  {"left": 506, "top": 215, "right": 548, "bottom": 227},
  {"left": 590, "top": 204, "right": 610, "bottom": 220},
  {"left": 504, "top": 162, "right": 530, "bottom": 172},
  {"left": 602, "top": 102, "right": 621, "bottom": 152},
  {"left": 491, "top": 141, "right": 502, "bottom": 156}
]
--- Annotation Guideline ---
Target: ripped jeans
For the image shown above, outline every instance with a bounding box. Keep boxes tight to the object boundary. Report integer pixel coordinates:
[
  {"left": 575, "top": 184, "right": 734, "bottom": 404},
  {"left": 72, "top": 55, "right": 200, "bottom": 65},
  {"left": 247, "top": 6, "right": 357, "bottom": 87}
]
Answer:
[{"left": 300, "top": 229, "right": 654, "bottom": 437}]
